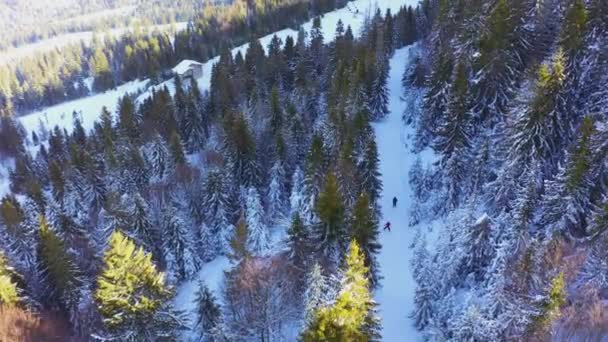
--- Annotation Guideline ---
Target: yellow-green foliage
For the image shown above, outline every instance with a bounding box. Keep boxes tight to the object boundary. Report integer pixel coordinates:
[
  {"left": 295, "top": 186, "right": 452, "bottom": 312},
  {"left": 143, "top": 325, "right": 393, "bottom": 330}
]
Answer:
[
  {"left": 95, "top": 230, "right": 169, "bottom": 329},
  {"left": 0, "top": 252, "right": 19, "bottom": 306},
  {"left": 533, "top": 272, "right": 566, "bottom": 332},
  {"left": 302, "top": 241, "right": 374, "bottom": 341}
]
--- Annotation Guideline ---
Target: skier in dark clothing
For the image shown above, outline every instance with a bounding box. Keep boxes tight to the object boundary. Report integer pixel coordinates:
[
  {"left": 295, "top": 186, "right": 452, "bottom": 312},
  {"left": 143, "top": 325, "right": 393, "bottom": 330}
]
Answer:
[
  {"left": 384, "top": 222, "right": 391, "bottom": 232},
  {"left": 393, "top": 196, "right": 398, "bottom": 208}
]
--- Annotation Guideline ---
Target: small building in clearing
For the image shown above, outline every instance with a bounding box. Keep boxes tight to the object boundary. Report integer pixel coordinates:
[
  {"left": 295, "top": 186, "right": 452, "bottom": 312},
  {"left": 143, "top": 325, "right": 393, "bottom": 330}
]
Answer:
[{"left": 172, "top": 60, "right": 203, "bottom": 81}]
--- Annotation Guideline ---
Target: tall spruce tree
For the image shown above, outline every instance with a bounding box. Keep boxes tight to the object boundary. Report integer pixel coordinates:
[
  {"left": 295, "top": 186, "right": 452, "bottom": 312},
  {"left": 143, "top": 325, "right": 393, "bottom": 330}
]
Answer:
[
  {"left": 314, "top": 173, "right": 346, "bottom": 263},
  {"left": 38, "top": 215, "right": 82, "bottom": 312},
  {"left": 352, "top": 193, "right": 382, "bottom": 287},
  {"left": 301, "top": 241, "right": 381, "bottom": 341},
  {"left": 95, "top": 230, "right": 185, "bottom": 340}
]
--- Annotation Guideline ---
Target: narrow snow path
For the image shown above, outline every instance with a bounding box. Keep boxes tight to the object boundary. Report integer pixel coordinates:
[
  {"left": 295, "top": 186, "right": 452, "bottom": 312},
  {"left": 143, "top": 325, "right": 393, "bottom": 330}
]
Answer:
[{"left": 373, "top": 45, "right": 421, "bottom": 341}]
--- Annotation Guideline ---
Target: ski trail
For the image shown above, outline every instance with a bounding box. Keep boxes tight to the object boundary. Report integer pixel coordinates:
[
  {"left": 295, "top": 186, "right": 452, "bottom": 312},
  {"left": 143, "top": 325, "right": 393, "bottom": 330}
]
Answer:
[{"left": 373, "top": 45, "right": 420, "bottom": 341}]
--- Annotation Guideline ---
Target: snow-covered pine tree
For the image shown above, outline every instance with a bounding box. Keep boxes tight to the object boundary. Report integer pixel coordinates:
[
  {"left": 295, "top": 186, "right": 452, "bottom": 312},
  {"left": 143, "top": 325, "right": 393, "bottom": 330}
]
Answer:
[
  {"left": 541, "top": 116, "right": 595, "bottom": 237},
  {"left": 38, "top": 215, "right": 83, "bottom": 312},
  {"left": 508, "top": 49, "right": 568, "bottom": 175},
  {"left": 411, "top": 248, "right": 436, "bottom": 330},
  {"left": 289, "top": 166, "right": 305, "bottom": 214},
  {"left": 142, "top": 133, "right": 172, "bottom": 183},
  {"left": 302, "top": 135, "right": 326, "bottom": 225},
  {"left": 463, "top": 214, "right": 494, "bottom": 280},
  {"left": 286, "top": 213, "right": 310, "bottom": 278},
  {"left": 127, "top": 192, "right": 159, "bottom": 253},
  {"left": 267, "top": 160, "right": 287, "bottom": 223},
  {"left": 223, "top": 113, "right": 260, "bottom": 188},
  {"left": 357, "top": 134, "right": 383, "bottom": 206},
  {"left": 246, "top": 187, "right": 269, "bottom": 255},
  {"left": 302, "top": 262, "right": 328, "bottom": 326},
  {"left": 162, "top": 201, "right": 199, "bottom": 281},
  {"left": 336, "top": 139, "right": 359, "bottom": 213},
  {"left": 1, "top": 197, "right": 37, "bottom": 283},
  {"left": 201, "top": 170, "right": 235, "bottom": 257},
  {"left": 182, "top": 78, "right": 209, "bottom": 152},
  {"left": 194, "top": 281, "right": 230, "bottom": 342},
  {"left": 368, "top": 33, "right": 390, "bottom": 121}
]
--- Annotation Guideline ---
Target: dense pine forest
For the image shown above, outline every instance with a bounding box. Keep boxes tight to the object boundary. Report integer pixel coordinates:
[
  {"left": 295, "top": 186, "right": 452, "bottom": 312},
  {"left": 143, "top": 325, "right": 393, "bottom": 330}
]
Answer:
[
  {"left": 0, "top": 0, "right": 348, "bottom": 116},
  {"left": 408, "top": 0, "right": 608, "bottom": 340},
  {"left": 0, "top": 3, "right": 422, "bottom": 340},
  {"left": 2, "top": 0, "right": 608, "bottom": 340}
]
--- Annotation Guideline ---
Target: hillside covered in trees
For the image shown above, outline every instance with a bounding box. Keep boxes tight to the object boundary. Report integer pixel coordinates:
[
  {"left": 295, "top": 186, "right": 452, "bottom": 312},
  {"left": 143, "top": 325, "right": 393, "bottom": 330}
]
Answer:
[
  {"left": 0, "top": 0, "right": 350, "bottom": 116},
  {"left": 2, "top": 0, "right": 608, "bottom": 340},
  {"left": 0, "top": 2, "right": 423, "bottom": 340},
  {"left": 407, "top": 0, "right": 608, "bottom": 340}
]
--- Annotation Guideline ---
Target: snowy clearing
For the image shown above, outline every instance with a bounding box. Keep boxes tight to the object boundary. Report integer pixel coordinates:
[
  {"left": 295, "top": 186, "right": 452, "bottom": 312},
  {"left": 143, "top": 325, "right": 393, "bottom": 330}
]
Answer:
[
  {"left": 18, "top": 79, "right": 149, "bottom": 136},
  {"left": 8, "top": 1, "right": 424, "bottom": 339},
  {"left": 17, "top": 0, "right": 413, "bottom": 140},
  {"left": 373, "top": 45, "right": 422, "bottom": 341}
]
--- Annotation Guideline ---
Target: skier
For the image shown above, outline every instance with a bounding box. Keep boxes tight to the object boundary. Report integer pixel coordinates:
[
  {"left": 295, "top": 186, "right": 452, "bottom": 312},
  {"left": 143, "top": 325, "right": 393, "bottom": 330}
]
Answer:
[
  {"left": 392, "top": 196, "right": 398, "bottom": 208},
  {"left": 384, "top": 222, "right": 391, "bottom": 232}
]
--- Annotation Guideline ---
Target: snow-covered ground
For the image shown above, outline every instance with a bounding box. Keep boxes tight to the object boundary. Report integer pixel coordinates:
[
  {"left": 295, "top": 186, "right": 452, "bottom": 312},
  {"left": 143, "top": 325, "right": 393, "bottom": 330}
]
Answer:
[
  {"left": 5, "top": 0, "right": 424, "bottom": 338},
  {"left": 0, "top": 158, "right": 13, "bottom": 198},
  {"left": 17, "top": 0, "right": 412, "bottom": 139},
  {"left": 171, "top": 1, "right": 420, "bottom": 340},
  {"left": 18, "top": 79, "right": 149, "bottom": 136},
  {"left": 373, "top": 45, "right": 421, "bottom": 341}
]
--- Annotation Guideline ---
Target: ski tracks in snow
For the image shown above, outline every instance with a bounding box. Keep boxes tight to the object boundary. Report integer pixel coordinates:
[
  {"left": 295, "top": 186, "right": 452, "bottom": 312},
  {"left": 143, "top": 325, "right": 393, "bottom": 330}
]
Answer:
[{"left": 373, "top": 45, "right": 421, "bottom": 341}]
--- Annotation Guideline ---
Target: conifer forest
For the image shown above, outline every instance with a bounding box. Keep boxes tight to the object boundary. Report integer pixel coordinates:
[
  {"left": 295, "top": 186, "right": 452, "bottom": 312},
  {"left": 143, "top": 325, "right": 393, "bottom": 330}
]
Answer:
[{"left": 0, "top": 0, "right": 607, "bottom": 341}]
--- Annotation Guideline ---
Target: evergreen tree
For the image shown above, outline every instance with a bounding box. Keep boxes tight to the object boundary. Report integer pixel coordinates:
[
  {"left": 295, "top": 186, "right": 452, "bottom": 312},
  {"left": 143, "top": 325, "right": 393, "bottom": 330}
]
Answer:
[
  {"left": 194, "top": 281, "right": 229, "bottom": 342},
  {"left": 118, "top": 95, "right": 139, "bottom": 142},
  {"left": 269, "top": 86, "right": 283, "bottom": 133},
  {"left": 289, "top": 167, "right": 305, "bottom": 214},
  {"left": 286, "top": 213, "right": 310, "bottom": 274},
  {"left": 142, "top": 133, "right": 172, "bottom": 183},
  {"left": 95, "top": 230, "right": 185, "bottom": 340},
  {"left": 183, "top": 78, "right": 209, "bottom": 151},
  {"left": 224, "top": 114, "right": 260, "bottom": 188},
  {"left": 530, "top": 272, "right": 566, "bottom": 334},
  {"left": 541, "top": 116, "right": 595, "bottom": 236},
  {"left": 162, "top": 204, "right": 199, "bottom": 281},
  {"left": 435, "top": 58, "right": 471, "bottom": 160},
  {"left": 560, "top": 0, "right": 588, "bottom": 53},
  {"left": 351, "top": 193, "right": 382, "bottom": 287},
  {"left": 267, "top": 160, "right": 287, "bottom": 223},
  {"left": 368, "top": 30, "right": 390, "bottom": 120},
  {"left": 201, "top": 170, "right": 235, "bottom": 257},
  {"left": 0, "top": 251, "right": 20, "bottom": 306},
  {"left": 169, "top": 130, "right": 187, "bottom": 166},
  {"left": 91, "top": 48, "right": 114, "bottom": 91},
  {"left": 509, "top": 49, "right": 567, "bottom": 172},
  {"left": 38, "top": 215, "right": 82, "bottom": 311},
  {"left": 302, "top": 135, "right": 326, "bottom": 224},
  {"left": 246, "top": 187, "right": 269, "bottom": 255},
  {"left": 301, "top": 241, "right": 381, "bottom": 341},
  {"left": 411, "top": 257, "right": 436, "bottom": 330},
  {"left": 357, "top": 136, "right": 383, "bottom": 205},
  {"left": 127, "top": 193, "right": 158, "bottom": 253},
  {"left": 229, "top": 214, "right": 249, "bottom": 262},
  {"left": 314, "top": 173, "right": 346, "bottom": 262},
  {"left": 302, "top": 262, "right": 328, "bottom": 325}
]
